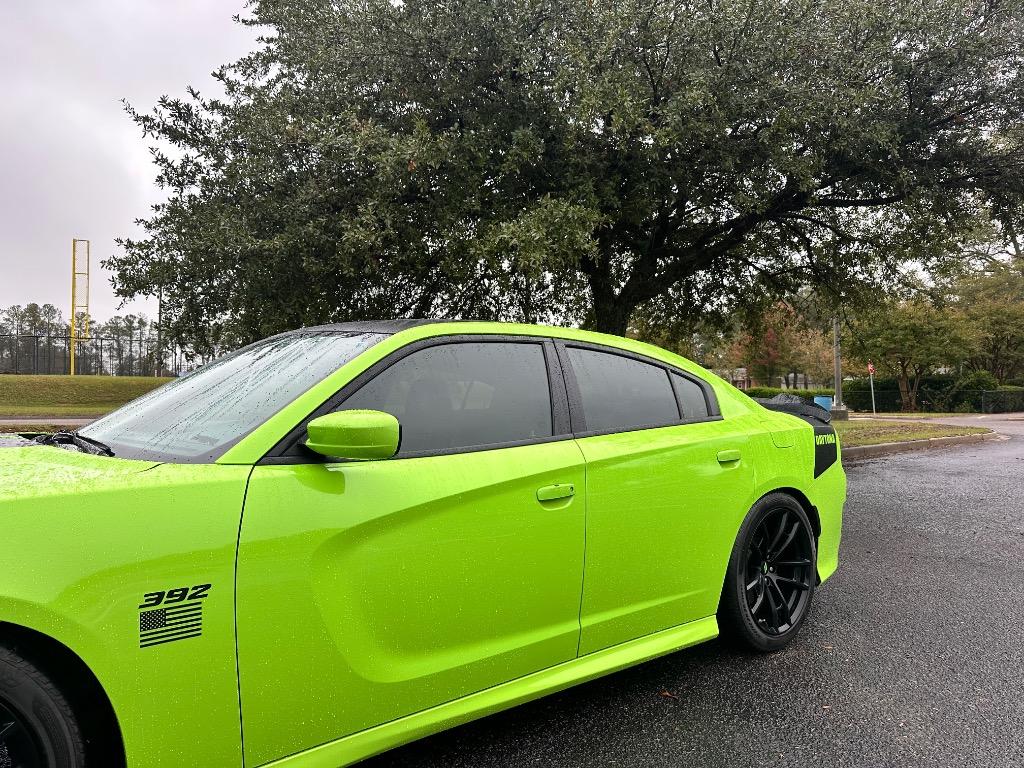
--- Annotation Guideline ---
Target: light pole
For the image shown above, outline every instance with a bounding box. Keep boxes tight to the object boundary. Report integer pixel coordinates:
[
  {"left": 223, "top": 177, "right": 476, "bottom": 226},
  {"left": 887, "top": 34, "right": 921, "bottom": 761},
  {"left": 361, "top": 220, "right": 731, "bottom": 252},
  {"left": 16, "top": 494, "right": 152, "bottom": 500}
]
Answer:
[
  {"left": 832, "top": 318, "right": 849, "bottom": 420},
  {"left": 155, "top": 286, "right": 162, "bottom": 378}
]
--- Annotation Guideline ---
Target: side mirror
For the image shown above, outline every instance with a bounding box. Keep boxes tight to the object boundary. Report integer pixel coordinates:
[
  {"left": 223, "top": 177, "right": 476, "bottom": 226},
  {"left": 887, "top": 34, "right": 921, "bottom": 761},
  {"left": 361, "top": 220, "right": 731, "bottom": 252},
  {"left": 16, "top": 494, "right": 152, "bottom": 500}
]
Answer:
[{"left": 305, "top": 410, "right": 400, "bottom": 461}]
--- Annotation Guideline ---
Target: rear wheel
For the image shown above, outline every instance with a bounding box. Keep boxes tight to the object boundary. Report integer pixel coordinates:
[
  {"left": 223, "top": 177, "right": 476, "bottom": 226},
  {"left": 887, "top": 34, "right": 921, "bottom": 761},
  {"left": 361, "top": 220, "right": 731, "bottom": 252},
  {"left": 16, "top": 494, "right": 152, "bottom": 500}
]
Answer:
[
  {"left": 0, "top": 646, "right": 85, "bottom": 767},
  {"left": 718, "top": 493, "right": 816, "bottom": 652}
]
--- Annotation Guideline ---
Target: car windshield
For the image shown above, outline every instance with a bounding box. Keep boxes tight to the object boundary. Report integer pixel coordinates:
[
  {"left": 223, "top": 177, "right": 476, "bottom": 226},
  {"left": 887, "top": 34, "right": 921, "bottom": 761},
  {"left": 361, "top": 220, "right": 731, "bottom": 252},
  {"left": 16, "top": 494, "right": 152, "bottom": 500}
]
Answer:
[{"left": 79, "top": 331, "right": 386, "bottom": 462}]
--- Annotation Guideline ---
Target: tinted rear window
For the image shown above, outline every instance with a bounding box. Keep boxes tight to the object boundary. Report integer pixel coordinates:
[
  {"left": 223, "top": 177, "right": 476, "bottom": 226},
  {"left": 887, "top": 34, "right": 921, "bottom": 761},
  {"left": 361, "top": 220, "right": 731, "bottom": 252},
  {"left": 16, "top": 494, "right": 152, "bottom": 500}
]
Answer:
[
  {"left": 671, "top": 371, "right": 710, "bottom": 419},
  {"left": 566, "top": 347, "right": 680, "bottom": 433}
]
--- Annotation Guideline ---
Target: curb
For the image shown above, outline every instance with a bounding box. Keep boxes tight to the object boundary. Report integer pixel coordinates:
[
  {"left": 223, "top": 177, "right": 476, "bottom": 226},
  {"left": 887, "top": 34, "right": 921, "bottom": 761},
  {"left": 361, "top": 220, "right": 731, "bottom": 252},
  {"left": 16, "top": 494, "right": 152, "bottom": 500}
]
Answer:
[{"left": 843, "top": 431, "right": 1002, "bottom": 460}]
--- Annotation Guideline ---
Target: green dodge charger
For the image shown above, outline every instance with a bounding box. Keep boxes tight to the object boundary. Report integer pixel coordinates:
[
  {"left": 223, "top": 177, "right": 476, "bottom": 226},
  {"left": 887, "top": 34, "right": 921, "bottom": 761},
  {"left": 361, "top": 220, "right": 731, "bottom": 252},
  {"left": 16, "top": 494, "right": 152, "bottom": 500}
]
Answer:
[{"left": 0, "top": 320, "right": 845, "bottom": 768}]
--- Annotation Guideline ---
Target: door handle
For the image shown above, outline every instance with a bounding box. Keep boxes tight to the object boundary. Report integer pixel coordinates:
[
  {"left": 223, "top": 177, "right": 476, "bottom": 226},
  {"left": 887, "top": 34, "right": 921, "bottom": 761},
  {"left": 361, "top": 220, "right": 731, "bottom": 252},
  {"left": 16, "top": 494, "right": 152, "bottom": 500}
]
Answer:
[
  {"left": 717, "top": 449, "right": 741, "bottom": 464},
  {"left": 537, "top": 483, "right": 575, "bottom": 502}
]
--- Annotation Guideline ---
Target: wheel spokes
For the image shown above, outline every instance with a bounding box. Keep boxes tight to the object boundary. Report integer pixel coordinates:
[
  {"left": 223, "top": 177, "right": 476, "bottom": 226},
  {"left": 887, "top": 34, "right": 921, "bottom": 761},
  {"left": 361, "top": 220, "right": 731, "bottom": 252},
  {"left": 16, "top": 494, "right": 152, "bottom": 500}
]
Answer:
[
  {"left": 775, "top": 576, "right": 810, "bottom": 591},
  {"left": 750, "top": 579, "right": 766, "bottom": 614},
  {"left": 770, "top": 522, "right": 800, "bottom": 560},
  {"left": 741, "top": 506, "right": 814, "bottom": 636},
  {"left": 766, "top": 578, "right": 792, "bottom": 626},
  {"left": 763, "top": 579, "right": 781, "bottom": 627},
  {"left": 751, "top": 534, "right": 767, "bottom": 560},
  {"left": 774, "top": 558, "right": 812, "bottom": 568},
  {"left": 765, "top": 511, "right": 789, "bottom": 556}
]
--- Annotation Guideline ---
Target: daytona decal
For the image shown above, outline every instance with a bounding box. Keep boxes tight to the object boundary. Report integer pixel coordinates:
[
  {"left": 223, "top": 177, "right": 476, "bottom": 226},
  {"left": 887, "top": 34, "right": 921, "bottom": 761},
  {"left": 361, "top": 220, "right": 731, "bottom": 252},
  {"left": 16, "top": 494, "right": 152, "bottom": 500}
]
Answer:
[{"left": 813, "top": 426, "right": 838, "bottom": 478}]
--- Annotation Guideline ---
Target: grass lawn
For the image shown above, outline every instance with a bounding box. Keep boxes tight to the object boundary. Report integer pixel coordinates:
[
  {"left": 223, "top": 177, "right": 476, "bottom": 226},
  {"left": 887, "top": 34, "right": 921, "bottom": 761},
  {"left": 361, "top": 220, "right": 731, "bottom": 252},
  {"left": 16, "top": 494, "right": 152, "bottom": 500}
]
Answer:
[
  {"left": 0, "top": 375, "right": 171, "bottom": 417},
  {"left": 850, "top": 412, "right": 967, "bottom": 419},
  {"left": 0, "top": 424, "right": 69, "bottom": 434},
  {"left": 836, "top": 419, "right": 990, "bottom": 447}
]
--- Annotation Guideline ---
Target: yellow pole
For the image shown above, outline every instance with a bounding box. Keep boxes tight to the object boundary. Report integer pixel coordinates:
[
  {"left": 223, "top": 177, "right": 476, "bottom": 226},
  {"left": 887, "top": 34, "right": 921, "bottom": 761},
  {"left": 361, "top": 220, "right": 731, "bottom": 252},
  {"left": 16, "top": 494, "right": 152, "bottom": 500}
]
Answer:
[
  {"left": 83, "top": 240, "right": 91, "bottom": 339},
  {"left": 69, "top": 239, "right": 91, "bottom": 375},
  {"left": 70, "top": 239, "right": 77, "bottom": 376}
]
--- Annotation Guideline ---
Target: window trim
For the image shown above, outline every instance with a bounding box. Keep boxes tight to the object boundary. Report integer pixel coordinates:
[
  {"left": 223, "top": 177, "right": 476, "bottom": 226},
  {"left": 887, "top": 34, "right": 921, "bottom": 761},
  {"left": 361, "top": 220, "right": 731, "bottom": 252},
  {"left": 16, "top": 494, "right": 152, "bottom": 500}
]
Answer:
[
  {"left": 554, "top": 340, "right": 721, "bottom": 440},
  {"left": 668, "top": 369, "right": 719, "bottom": 422},
  {"left": 260, "top": 335, "right": 572, "bottom": 465}
]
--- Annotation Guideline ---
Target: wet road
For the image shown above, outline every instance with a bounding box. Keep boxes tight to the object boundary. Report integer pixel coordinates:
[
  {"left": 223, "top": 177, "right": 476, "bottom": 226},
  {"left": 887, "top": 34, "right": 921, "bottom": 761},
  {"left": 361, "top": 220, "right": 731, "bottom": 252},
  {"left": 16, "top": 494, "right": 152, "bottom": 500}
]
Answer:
[{"left": 366, "top": 414, "right": 1024, "bottom": 768}]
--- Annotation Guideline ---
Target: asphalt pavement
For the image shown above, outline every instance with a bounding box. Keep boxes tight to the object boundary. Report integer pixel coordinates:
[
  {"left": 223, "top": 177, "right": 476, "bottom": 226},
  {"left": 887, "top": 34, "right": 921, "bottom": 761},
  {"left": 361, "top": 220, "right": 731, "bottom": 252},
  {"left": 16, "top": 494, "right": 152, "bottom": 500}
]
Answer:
[{"left": 366, "top": 413, "right": 1024, "bottom": 768}]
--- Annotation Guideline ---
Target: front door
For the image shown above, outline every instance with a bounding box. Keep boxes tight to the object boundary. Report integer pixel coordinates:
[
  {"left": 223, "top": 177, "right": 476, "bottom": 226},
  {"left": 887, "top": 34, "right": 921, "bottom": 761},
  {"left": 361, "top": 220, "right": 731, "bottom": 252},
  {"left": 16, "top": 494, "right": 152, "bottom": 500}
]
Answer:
[{"left": 236, "top": 338, "right": 586, "bottom": 766}]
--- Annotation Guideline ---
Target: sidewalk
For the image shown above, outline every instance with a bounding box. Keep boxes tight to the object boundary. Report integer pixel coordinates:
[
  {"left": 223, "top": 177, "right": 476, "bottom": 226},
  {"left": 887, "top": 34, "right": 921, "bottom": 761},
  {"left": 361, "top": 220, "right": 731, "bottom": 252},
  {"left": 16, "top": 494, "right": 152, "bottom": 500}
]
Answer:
[{"left": 850, "top": 411, "right": 1024, "bottom": 421}]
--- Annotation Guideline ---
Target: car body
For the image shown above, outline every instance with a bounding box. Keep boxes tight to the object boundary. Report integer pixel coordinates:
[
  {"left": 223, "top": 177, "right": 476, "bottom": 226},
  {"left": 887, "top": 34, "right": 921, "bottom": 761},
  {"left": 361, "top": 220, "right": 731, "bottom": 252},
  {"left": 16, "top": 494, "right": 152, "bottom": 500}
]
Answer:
[{"left": 0, "top": 320, "right": 845, "bottom": 767}]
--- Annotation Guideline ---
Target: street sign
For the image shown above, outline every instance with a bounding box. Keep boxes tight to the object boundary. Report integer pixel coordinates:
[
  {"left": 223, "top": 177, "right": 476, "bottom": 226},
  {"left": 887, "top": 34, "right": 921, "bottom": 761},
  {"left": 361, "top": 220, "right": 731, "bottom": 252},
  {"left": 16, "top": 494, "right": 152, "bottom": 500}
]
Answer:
[{"left": 867, "top": 362, "right": 877, "bottom": 414}]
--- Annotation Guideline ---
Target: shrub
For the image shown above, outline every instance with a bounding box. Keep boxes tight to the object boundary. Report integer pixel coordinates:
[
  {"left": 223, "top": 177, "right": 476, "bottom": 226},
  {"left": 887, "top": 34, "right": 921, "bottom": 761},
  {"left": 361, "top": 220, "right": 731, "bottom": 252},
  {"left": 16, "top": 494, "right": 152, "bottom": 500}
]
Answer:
[
  {"left": 955, "top": 370, "right": 999, "bottom": 392},
  {"left": 844, "top": 376, "right": 957, "bottom": 412},
  {"left": 842, "top": 373, "right": 1023, "bottom": 412}
]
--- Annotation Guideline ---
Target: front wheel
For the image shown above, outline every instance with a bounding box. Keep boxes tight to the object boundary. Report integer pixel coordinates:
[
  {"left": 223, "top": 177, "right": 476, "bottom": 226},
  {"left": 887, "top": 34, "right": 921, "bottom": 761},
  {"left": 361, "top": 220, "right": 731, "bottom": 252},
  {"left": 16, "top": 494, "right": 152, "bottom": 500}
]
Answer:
[
  {"left": 718, "top": 493, "right": 817, "bottom": 652},
  {"left": 0, "top": 645, "right": 86, "bottom": 767}
]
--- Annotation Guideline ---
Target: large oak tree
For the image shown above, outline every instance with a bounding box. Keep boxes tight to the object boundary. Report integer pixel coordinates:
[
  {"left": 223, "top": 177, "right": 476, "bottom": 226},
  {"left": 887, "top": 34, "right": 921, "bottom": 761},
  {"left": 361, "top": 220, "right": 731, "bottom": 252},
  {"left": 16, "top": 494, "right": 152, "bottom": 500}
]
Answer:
[{"left": 111, "top": 0, "right": 1024, "bottom": 351}]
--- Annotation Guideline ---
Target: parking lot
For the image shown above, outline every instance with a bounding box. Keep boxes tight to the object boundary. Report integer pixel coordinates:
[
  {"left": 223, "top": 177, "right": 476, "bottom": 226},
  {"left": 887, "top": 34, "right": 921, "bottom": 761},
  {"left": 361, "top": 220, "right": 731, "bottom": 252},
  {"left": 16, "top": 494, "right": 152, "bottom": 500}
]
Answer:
[{"left": 369, "top": 415, "right": 1024, "bottom": 768}]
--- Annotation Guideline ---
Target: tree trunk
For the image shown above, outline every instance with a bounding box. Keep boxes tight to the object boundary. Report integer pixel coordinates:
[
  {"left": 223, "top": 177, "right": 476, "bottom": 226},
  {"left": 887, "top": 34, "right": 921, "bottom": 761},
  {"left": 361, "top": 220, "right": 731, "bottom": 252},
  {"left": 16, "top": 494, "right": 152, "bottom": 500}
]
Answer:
[
  {"left": 909, "top": 373, "right": 921, "bottom": 411},
  {"left": 589, "top": 296, "right": 632, "bottom": 337},
  {"left": 897, "top": 361, "right": 913, "bottom": 411}
]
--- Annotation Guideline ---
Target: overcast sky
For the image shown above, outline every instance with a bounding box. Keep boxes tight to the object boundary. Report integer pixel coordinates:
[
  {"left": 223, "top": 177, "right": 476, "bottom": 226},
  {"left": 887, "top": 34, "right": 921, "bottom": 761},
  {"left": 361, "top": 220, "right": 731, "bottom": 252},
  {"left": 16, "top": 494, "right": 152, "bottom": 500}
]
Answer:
[{"left": 0, "top": 1, "right": 259, "bottom": 320}]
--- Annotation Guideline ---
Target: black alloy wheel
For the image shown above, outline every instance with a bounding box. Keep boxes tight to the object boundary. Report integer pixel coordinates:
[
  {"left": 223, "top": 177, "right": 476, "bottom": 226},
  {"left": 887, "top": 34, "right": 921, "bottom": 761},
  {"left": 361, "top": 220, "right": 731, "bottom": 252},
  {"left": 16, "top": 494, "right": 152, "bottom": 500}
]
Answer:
[
  {"left": 743, "top": 506, "right": 815, "bottom": 635},
  {"left": 718, "top": 492, "right": 817, "bottom": 652}
]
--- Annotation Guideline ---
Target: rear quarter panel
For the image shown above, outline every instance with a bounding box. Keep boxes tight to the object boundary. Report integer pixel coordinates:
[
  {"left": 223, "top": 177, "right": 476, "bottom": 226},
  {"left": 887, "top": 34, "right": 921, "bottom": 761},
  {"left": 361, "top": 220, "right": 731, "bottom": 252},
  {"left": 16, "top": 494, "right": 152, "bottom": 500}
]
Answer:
[
  {"left": 669, "top": 368, "right": 845, "bottom": 587},
  {"left": 741, "top": 408, "right": 846, "bottom": 584}
]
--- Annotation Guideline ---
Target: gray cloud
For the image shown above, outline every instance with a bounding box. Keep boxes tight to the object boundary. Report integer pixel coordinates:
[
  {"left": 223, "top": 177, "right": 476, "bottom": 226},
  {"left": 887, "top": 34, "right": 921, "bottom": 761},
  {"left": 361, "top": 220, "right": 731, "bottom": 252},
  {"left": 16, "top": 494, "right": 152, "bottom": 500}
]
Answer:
[{"left": 0, "top": 1, "right": 258, "bottom": 320}]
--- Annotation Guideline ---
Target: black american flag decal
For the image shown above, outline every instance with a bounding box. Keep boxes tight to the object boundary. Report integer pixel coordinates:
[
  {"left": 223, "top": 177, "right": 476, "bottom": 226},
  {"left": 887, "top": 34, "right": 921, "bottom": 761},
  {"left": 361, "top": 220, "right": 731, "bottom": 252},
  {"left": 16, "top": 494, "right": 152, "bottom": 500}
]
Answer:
[{"left": 139, "top": 603, "right": 204, "bottom": 648}]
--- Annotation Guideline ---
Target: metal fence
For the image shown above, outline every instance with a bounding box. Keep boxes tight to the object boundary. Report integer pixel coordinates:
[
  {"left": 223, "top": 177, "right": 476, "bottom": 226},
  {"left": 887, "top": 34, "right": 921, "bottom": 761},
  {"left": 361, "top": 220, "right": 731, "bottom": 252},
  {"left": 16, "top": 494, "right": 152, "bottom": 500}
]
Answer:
[
  {"left": 0, "top": 334, "right": 189, "bottom": 377},
  {"left": 844, "top": 388, "right": 1024, "bottom": 414}
]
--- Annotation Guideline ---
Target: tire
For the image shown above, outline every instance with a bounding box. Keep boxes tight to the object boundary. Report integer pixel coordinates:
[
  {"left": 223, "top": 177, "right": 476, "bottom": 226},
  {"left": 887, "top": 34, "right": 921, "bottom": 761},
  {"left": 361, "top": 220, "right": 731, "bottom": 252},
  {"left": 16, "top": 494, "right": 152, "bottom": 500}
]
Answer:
[
  {"left": 0, "top": 645, "right": 86, "bottom": 768},
  {"left": 718, "top": 493, "right": 817, "bottom": 653}
]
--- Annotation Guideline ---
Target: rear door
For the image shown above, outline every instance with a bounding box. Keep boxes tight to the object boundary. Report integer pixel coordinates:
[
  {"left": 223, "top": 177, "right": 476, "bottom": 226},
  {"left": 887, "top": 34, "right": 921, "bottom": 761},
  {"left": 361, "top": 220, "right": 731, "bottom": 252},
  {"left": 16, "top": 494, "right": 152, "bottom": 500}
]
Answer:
[
  {"left": 558, "top": 342, "right": 755, "bottom": 655},
  {"left": 236, "top": 336, "right": 587, "bottom": 766}
]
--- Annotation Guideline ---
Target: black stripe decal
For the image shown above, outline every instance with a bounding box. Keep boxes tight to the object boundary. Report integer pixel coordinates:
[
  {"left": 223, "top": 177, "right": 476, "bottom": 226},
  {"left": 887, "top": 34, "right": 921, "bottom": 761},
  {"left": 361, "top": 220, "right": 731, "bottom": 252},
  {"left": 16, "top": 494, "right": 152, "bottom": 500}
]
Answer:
[
  {"left": 813, "top": 425, "right": 838, "bottom": 478},
  {"left": 140, "top": 630, "right": 203, "bottom": 649}
]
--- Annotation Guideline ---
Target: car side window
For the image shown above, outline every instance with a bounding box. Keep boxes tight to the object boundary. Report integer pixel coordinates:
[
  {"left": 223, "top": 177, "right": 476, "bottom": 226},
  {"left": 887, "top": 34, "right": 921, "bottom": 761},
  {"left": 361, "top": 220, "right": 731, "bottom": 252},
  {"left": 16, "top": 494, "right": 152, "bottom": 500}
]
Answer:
[
  {"left": 565, "top": 347, "right": 680, "bottom": 433},
  {"left": 671, "top": 371, "right": 711, "bottom": 419},
  {"left": 338, "top": 342, "right": 553, "bottom": 454}
]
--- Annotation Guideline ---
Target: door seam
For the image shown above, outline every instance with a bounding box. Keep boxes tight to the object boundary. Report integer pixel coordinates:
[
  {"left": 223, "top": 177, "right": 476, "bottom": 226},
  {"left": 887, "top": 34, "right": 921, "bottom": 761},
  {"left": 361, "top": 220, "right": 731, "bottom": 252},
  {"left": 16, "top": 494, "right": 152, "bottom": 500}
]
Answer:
[
  {"left": 234, "top": 464, "right": 256, "bottom": 768},
  {"left": 574, "top": 440, "right": 588, "bottom": 658}
]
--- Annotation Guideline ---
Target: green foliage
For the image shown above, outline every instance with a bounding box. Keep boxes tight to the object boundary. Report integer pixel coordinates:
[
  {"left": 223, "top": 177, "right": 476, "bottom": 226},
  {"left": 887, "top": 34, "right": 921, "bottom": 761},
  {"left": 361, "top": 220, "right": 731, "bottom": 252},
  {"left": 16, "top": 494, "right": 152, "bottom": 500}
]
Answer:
[
  {"left": 0, "top": 303, "right": 65, "bottom": 336},
  {"left": 108, "top": 0, "right": 1024, "bottom": 352},
  {"left": 1, "top": 304, "right": 168, "bottom": 376},
  {"left": 954, "top": 263, "right": 1024, "bottom": 383},
  {"left": 843, "top": 261, "right": 1024, "bottom": 407},
  {"left": 846, "top": 297, "right": 978, "bottom": 410},
  {"left": 843, "top": 374, "right": 1024, "bottom": 412},
  {"left": 722, "top": 302, "right": 835, "bottom": 387},
  {"left": 844, "top": 375, "right": 950, "bottom": 412},
  {"left": 954, "top": 370, "right": 999, "bottom": 392}
]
